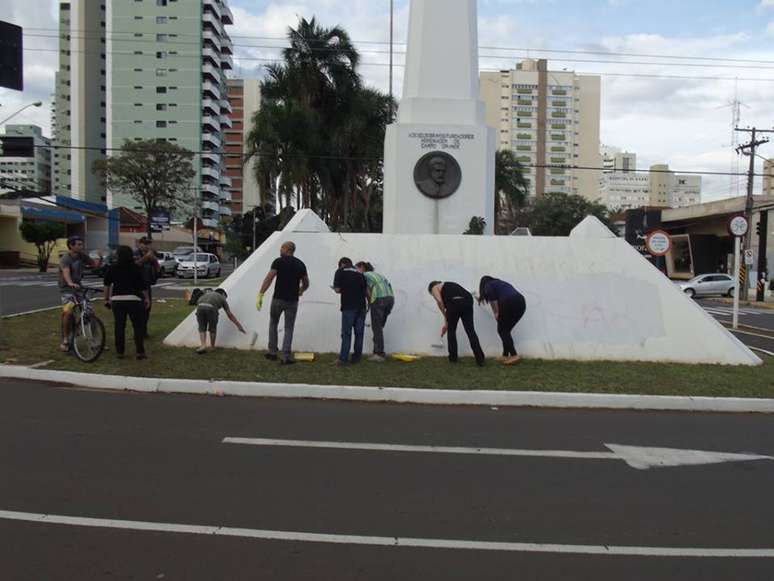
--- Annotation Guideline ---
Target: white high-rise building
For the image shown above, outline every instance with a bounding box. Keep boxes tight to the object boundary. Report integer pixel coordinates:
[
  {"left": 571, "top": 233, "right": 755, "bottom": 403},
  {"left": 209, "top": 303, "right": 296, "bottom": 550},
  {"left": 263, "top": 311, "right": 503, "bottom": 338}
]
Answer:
[
  {"left": 0, "top": 125, "right": 51, "bottom": 194},
  {"left": 600, "top": 151, "right": 649, "bottom": 211},
  {"left": 481, "top": 59, "right": 602, "bottom": 200}
]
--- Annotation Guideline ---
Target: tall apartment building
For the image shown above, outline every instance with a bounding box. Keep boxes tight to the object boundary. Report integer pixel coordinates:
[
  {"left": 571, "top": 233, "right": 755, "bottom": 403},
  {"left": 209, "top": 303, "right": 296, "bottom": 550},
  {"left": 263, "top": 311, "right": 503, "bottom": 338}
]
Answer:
[
  {"left": 225, "top": 79, "right": 261, "bottom": 215},
  {"left": 600, "top": 149, "right": 649, "bottom": 210},
  {"left": 480, "top": 59, "right": 602, "bottom": 200},
  {"left": 107, "top": 0, "right": 234, "bottom": 228},
  {"left": 0, "top": 125, "right": 52, "bottom": 194},
  {"left": 51, "top": 0, "right": 107, "bottom": 203},
  {"left": 764, "top": 159, "right": 773, "bottom": 196}
]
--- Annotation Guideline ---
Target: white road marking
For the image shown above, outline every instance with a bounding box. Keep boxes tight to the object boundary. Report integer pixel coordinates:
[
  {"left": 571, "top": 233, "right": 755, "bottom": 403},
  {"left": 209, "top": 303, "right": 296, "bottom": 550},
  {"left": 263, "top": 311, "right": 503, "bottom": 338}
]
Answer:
[
  {"left": 0, "top": 509, "right": 772, "bottom": 557},
  {"left": 729, "top": 329, "right": 774, "bottom": 342},
  {"left": 222, "top": 438, "right": 774, "bottom": 470},
  {"left": 749, "top": 346, "right": 774, "bottom": 357},
  {"left": 1, "top": 306, "right": 60, "bottom": 319}
]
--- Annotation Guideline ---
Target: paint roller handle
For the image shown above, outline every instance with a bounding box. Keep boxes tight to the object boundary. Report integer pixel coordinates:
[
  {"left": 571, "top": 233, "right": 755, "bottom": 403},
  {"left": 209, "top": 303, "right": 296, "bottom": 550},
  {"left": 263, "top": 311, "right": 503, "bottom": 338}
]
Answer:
[{"left": 256, "top": 292, "right": 264, "bottom": 311}]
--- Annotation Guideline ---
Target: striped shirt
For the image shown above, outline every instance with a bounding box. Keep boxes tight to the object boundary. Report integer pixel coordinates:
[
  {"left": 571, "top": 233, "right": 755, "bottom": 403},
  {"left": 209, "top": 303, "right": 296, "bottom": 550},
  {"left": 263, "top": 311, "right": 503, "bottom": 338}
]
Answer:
[{"left": 364, "top": 271, "right": 394, "bottom": 303}]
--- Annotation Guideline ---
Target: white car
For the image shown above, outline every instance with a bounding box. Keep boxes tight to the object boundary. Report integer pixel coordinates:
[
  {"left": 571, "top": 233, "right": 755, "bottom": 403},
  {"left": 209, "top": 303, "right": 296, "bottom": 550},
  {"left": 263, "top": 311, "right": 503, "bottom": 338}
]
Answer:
[
  {"left": 676, "top": 274, "right": 735, "bottom": 299},
  {"left": 176, "top": 253, "right": 222, "bottom": 279},
  {"left": 172, "top": 246, "right": 204, "bottom": 264},
  {"left": 156, "top": 251, "right": 178, "bottom": 276}
]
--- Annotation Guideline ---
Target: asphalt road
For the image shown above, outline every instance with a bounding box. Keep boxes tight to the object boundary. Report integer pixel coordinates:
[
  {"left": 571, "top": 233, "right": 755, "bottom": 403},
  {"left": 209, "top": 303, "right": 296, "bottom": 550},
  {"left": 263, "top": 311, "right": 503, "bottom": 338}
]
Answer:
[{"left": 1, "top": 379, "right": 773, "bottom": 580}]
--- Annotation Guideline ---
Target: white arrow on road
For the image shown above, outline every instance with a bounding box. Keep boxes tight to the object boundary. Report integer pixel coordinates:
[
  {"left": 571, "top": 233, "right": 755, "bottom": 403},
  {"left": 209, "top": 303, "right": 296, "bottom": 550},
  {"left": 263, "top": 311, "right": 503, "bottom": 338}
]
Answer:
[{"left": 222, "top": 437, "right": 774, "bottom": 471}]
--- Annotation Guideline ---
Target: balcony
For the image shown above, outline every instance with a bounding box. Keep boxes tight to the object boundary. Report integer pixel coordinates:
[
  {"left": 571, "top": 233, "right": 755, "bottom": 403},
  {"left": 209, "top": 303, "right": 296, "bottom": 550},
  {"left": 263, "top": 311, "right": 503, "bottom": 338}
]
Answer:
[
  {"left": 201, "top": 152, "right": 220, "bottom": 165},
  {"left": 201, "top": 200, "right": 220, "bottom": 212},
  {"left": 203, "top": 12, "right": 223, "bottom": 35},
  {"left": 221, "top": 2, "right": 234, "bottom": 24},
  {"left": 201, "top": 165, "right": 220, "bottom": 181},
  {"left": 203, "top": 30, "right": 221, "bottom": 51},
  {"left": 221, "top": 52, "right": 233, "bottom": 70},
  {"left": 202, "top": 132, "right": 222, "bottom": 149},
  {"left": 220, "top": 115, "right": 232, "bottom": 129},
  {"left": 203, "top": 0, "right": 221, "bottom": 18},
  {"left": 219, "top": 206, "right": 232, "bottom": 216},
  {"left": 202, "top": 218, "right": 219, "bottom": 229},
  {"left": 202, "top": 115, "right": 221, "bottom": 131},
  {"left": 202, "top": 98, "right": 219, "bottom": 115},
  {"left": 202, "top": 81, "right": 221, "bottom": 100},
  {"left": 221, "top": 35, "right": 233, "bottom": 54},
  {"left": 220, "top": 99, "right": 232, "bottom": 114},
  {"left": 201, "top": 183, "right": 220, "bottom": 196},
  {"left": 219, "top": 190, "right": 232, "bottom": 202},
  {"left": 220, "top": 174, "right": 232, "bottom": 187},
  {"left": 202, "top": 47, "right": 219, "bottom": 66},
  {"left": 202, "top": 63, "right": 221, "bottom": 82}
]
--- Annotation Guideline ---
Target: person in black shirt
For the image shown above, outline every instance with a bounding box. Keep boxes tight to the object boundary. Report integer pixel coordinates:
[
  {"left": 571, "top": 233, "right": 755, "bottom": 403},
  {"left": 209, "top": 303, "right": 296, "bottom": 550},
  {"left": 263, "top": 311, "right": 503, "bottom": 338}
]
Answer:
[
  {"left": 134, "top": 237, "right": 159, "bottom": 338},
  {"left": 333, "top": 257, "right": 368, "bottom": 365},
  {"left": 428, "top": 281, "right": 485, "bottom": 367},
  {"left": 104, "top": 246, "right": 150, "bottom": 360},
  {"left": 257, "top": 241, "right": 309, "bottom": 364}
]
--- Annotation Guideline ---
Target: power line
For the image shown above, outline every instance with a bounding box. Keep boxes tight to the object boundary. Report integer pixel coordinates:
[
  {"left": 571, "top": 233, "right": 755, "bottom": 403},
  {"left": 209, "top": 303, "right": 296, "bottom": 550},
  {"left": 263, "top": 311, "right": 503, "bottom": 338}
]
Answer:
[
  {"left": 31, "top": 143, "right": 773, "bottom": 178},
  {"left": 23, "top": 27, "right": 774, "bottom": 66}
]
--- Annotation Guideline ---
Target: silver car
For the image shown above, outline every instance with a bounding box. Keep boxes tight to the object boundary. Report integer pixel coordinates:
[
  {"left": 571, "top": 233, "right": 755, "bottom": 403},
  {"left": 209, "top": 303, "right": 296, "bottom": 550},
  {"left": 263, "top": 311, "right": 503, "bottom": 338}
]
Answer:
[
  {"left": 677, "top": 274, "right": 735, "bottom": 299},
  {"left": 176, "top": 253, "right": 222, "bottom": 279},
  {"left": 156, "top": 251, "right": 178, "bottom": 277}
]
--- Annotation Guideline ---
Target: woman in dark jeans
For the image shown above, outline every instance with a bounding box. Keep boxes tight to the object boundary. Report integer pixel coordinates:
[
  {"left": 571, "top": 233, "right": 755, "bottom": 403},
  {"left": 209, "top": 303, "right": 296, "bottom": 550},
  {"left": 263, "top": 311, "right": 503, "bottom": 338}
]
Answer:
[
  {"left": 478, "top": 276, "right": 526, "bottom": 366},
  {"left": 428, "top": 281, "right": 485, "bottom": 367},
  {"left": 103, "top": 246, "right": 150, "bottom": 360}
]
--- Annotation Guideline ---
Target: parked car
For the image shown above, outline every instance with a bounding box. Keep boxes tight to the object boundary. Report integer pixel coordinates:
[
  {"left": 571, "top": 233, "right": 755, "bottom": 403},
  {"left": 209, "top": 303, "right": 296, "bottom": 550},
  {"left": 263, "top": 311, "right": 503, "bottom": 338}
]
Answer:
[
  {"left": 676, "top": 274, "right": 735, "bottom": 299},
  {"left": 172, "top": 246, "right": 204, "bottom": 264},
  {"left": 156, "top": 251, "right": 178, "bottom": 276},
  {"left": 176, "top": 253, "right": 221, "bottom": 279}
]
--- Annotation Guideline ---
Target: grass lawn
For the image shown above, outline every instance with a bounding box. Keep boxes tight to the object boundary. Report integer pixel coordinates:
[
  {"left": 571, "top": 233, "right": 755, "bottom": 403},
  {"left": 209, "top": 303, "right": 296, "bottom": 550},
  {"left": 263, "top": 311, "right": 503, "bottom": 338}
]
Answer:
[{"left": 1, "top": 300, "right": 772, "bottom": 398}]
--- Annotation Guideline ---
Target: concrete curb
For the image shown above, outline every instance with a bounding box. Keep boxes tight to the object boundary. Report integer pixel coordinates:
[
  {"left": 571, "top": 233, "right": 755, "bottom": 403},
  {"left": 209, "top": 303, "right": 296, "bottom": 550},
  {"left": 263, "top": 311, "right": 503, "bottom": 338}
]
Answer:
[{"left": 1, "top": 365, "right": 773, "bottom": 413}]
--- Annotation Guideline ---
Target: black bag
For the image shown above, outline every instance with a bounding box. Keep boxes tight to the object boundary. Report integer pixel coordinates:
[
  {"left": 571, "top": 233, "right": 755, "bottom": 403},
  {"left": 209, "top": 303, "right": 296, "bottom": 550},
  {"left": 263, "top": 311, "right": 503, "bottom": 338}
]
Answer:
[{"left": 189, "top": 288, "right": 205, "bottom": 306}]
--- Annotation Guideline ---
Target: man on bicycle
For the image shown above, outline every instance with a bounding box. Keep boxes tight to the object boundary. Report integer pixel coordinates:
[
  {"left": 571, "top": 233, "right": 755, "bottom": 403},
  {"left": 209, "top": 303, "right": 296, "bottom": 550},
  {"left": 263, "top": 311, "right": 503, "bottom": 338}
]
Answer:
[{"left": 59, "top": 235, "right": 94, "bottom": 352}]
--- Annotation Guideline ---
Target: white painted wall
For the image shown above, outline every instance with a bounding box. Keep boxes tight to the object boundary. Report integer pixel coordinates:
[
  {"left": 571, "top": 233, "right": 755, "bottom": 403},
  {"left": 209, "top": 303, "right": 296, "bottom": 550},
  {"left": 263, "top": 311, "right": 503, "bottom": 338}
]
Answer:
[{"left": 165, "top": 210, "right": 761, "bottom": 366}]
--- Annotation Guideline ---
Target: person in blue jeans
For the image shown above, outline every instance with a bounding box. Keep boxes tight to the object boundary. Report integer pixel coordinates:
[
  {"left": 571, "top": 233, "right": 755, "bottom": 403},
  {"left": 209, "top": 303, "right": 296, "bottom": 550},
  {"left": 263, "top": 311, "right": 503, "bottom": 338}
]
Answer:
[{"left": 333, "top": 257, "right": 368, "bottom": 366}]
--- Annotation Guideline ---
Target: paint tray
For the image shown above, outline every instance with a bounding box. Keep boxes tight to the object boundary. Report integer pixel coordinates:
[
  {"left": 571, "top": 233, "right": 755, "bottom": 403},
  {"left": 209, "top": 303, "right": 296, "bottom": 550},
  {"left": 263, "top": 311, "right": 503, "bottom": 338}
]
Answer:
[{"left": 294, "top": 352, "right": 316, "bottom": 362}]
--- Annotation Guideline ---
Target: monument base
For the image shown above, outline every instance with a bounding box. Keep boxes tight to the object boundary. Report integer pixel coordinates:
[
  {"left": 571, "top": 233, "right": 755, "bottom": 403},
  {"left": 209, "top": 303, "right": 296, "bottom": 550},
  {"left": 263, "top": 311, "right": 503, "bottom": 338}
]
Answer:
[
  {"left": 382, "top": 123, "right": 496, "bottom": 235},
  {"left": 164, "top": 210, "right": 761, "bottom": 367}
]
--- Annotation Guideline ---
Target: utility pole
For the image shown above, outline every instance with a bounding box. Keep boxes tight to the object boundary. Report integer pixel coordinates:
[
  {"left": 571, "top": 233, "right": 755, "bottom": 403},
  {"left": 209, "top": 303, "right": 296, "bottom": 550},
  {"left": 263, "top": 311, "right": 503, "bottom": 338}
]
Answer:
[
  {"left": 389, "top": 0, "right": 394, "bottom": 119},
  {"left": 735, "top": 127, "right": 772, "bottom": 301}
]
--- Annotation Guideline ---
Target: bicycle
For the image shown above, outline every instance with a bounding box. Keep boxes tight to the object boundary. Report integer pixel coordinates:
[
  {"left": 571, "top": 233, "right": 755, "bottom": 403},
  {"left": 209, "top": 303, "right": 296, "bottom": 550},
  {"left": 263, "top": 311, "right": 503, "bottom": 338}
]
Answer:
[{"left": 62, "top": 287, "right": 106, "bottom": 363}]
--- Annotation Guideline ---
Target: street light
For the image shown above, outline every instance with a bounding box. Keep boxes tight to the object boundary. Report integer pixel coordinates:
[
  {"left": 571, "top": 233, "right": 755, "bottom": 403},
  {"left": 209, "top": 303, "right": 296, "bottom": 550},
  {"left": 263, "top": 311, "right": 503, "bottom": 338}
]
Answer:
[{"left": 0, "top": 101, "right": 43, "bottom": 126}]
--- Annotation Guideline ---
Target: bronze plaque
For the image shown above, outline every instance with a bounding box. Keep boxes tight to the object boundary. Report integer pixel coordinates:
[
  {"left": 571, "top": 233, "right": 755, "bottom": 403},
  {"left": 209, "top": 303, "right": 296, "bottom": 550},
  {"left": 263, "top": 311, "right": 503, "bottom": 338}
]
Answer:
[{"left": 413, "top": 152, "right": 461, "bottom": 199}]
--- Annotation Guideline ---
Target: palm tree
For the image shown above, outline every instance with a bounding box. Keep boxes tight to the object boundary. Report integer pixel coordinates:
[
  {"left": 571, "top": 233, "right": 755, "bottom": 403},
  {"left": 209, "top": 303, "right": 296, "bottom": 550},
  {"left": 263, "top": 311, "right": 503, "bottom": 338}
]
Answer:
[{"left": 494, "top": 150, "right": 530, "bottom": 234}]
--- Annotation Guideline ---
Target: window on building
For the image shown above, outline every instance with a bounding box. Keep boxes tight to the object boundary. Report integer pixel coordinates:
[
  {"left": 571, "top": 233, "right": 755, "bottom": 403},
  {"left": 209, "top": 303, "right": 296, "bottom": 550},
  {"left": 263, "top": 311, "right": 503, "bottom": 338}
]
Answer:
[
  {"left": 156, "top": 68, "right": 167, "bottom": 76},
  {"left": 156, "top": 104, "right": 167, "bottom": 111},
  {"left": 157, "top": 16, "right": 168, "bottom": 24},
  {"left": 156, "top": 121, "right": 167, "bottom": 128},
  {"left": 156, "top": 0, "right": 167, "bottom": 5},
  {"left": 156, "top": 51, "right": 167, "bottom": 59},
  {"left": 156, "top": 34, "right": 168, "bottom": 42},
  {"left": 156, "top": 87, "right": 167, "bottom": 94}
]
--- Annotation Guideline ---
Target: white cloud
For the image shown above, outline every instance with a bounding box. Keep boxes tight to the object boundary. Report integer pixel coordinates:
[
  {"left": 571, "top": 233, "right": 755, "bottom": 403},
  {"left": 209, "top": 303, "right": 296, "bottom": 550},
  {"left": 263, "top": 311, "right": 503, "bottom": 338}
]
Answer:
[{"left": 761, "top": 0, "right": 774, "bottom": 8}]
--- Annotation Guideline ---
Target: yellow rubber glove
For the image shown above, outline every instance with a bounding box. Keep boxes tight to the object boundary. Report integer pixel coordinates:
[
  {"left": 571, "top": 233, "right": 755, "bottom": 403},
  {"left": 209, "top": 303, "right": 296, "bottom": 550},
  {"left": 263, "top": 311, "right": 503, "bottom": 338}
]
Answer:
[{"left": 256, "top": 292, "right": 264, "bottom": 311}]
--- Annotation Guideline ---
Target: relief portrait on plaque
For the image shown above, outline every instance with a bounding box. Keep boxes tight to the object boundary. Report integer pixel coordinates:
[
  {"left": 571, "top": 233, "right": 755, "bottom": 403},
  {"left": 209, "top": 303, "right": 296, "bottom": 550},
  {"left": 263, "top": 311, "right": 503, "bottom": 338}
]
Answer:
[{"left": 413, "top": 152, "right": 462, "bottom": 199}]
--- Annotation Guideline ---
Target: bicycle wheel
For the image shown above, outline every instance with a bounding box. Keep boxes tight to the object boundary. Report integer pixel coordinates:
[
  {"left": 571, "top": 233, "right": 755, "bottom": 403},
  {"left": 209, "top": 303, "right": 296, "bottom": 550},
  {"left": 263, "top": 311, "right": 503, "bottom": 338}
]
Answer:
[{"left": 72, "top": 313, "right": 106, "bottom": 363}]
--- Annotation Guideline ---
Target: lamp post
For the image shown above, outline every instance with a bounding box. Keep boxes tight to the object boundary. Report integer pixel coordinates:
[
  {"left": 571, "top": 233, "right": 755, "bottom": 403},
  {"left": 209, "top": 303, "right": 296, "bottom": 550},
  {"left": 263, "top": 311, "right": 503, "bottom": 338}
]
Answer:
[
  {"left": 389, "top": 0, "right": 394, "bottom": 119},
  {"left": 0, "top": 101, "right": 43, "bottom": 126}
]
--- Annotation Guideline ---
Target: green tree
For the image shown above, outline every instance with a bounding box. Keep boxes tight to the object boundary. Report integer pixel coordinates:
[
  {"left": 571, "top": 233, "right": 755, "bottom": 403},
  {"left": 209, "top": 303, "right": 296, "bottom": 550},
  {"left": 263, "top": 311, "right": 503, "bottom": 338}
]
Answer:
[
  {"left": 92, "top": 139, "right": 196, "bottom": 239},
  {"left": 19, "top": 220, "right": 66, "bottom": 273},
  {"left": 494, "top": 150, "right": 529, "bottom": 235},
  {"left": 523, "top": 192, "right": 613, "bottom": 236},
  {"left": 246, "top": 17, "right": 395, "bottom": 232},
  {"left": 464, "top": 217, "right": 487, "bottom": 235}
]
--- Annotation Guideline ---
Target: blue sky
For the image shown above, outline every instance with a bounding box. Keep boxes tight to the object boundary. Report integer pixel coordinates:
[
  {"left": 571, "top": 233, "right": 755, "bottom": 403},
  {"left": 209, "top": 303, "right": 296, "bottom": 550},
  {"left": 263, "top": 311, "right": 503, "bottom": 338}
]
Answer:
[{"left": 3, "top": 0, "right": 774, "bottom": 200}]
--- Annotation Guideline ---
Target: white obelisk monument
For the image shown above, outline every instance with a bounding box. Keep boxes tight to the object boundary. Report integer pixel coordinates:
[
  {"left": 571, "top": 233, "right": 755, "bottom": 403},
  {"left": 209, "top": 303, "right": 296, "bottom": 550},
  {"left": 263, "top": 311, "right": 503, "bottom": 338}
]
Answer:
[{"left": 382, "top": 0, "right": 495, "bottom": 235}]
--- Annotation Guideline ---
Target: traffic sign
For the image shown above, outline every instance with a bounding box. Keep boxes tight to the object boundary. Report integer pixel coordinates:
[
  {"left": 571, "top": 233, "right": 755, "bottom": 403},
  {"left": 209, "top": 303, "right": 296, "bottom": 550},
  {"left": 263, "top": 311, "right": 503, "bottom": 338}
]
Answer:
[
  {"left": 744, "top": 249, "right": 754, "bottom": 266},
  {"left": 645, "top": 230, "right": 672, "bottom": 257},
  {"left": 728, "top": 215, "right": 749, "bottom": 238}
]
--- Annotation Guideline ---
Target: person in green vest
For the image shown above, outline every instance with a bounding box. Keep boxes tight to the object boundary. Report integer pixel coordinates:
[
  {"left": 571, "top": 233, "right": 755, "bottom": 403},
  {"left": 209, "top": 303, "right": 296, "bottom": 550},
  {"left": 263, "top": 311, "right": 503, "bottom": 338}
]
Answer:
[{"left": 356, "top": 262, "right": 395, "bottom": 362}]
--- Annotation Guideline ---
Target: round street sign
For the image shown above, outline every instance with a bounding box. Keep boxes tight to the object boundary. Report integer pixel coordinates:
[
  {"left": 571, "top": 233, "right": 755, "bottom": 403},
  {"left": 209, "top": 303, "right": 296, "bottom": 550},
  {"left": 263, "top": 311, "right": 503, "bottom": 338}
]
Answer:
[
  {"left": 646, "top": 230, "right": 672, "bottom": 257},
  {"left": 728, "top": 215, "right": 750, "bottom": 238}
]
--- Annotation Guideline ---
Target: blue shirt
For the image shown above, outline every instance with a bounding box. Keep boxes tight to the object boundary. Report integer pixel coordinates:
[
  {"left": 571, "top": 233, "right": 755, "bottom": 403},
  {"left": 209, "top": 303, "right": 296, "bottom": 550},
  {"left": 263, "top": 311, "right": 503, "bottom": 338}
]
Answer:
[{"left": 483, "top": 280, "right": 521, "bottom": 303}]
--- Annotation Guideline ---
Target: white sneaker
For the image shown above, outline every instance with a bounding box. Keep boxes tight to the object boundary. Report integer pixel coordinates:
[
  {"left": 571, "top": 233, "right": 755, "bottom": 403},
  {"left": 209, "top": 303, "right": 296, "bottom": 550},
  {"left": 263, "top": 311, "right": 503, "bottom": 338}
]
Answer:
[{"left": 369, "top": 354, "right": 386, "bottom": 363}]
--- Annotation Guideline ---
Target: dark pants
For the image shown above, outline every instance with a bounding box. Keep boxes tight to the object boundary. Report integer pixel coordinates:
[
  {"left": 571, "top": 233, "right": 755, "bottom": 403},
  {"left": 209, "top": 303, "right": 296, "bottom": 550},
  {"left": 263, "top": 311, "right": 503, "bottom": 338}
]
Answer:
[
  {"left": 269, "top": 299, "right": 299, "bottom": 361},
  {"left": 497, "top": 295, "right": 527, "bottom": 357},
  {"left": 112, "top": 301, "right": 146, "bottom": 356},
  {"left": 340, "top": 309, "right": 366, "bottom": 363},
  {"left": 446, "top": 297, "right": 485, "bottom": 366},
  {"left": 370, "top": 296, "right": 394, "bottom": 356},
  {"left": 143, "top": 286, "right": 153, "bottom": 336}
]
